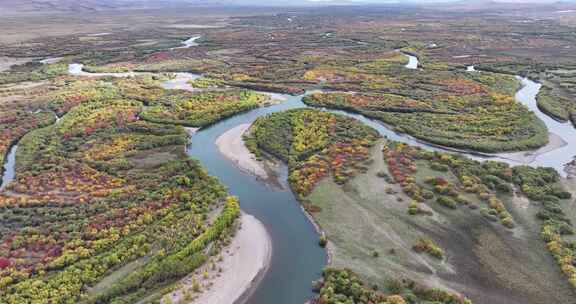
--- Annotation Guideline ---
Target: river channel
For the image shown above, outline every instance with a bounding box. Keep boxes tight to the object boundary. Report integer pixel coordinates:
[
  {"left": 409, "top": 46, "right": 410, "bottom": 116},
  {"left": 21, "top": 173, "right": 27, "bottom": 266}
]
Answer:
[{"left": 0, "top": 42, "right": 574, "bottom": 304}]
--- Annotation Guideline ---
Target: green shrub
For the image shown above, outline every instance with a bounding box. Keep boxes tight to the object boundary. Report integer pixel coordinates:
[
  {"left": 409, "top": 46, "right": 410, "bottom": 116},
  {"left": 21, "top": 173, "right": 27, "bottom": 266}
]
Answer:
[{"left": 436, "top": 196, "right": 457, "bottom": 209}]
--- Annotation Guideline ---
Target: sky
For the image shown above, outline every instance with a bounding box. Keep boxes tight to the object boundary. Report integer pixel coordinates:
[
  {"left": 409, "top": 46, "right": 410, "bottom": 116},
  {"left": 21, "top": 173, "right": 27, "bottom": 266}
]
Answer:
[
  {"left": 237, "top": 0, "right": 561, "bottom": 2},
  {"left": 213, "top": 0, "right": 571, "bottom": 6}
]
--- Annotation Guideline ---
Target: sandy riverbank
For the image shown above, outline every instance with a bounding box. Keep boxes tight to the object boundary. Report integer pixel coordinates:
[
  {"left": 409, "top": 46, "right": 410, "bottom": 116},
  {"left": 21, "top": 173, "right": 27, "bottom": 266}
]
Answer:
[
  {"left": 160, "top": 73, "right": 200, "bottom": 91},
  {"left": 497, "top": 132, "right": 567, "bottom": 164},
  {"left": 165, "top": 213, "right": 272, "bottom": 304},
  {"left": 215, "top": 123, "right": 269, "bottom": 180},
  {"left": 185, "top": 127, "right": 200, "bottom": 136}
]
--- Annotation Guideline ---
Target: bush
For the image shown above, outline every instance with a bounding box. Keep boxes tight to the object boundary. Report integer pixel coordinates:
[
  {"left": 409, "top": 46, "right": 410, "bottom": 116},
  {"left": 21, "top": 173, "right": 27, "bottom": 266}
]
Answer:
[
  {"left": 454, "top": 195, "right": 470, "bottom": 205},
  {"left": 377, "top": 171, "right": 394, "bottom": 183},
  {"left": 502, "top": 217, "right": 515, "bottom": 229},
  {"left": 408, "top": 201, "right": 419, "bottom": 215},
  {"left": 480, "top": 208, "right": 499, "bottom": 222},
  {"left": 422, "top": 189, "right": 435, "bottom": 200},
  {"left": 436, "top": 196, "right": 457, "bottom": 209},
  {"left": 430, "top": 162, "right": 449, "bottom": 172},
  {"left": 413, "top": 238, "right": 444, "bottom": 259}
]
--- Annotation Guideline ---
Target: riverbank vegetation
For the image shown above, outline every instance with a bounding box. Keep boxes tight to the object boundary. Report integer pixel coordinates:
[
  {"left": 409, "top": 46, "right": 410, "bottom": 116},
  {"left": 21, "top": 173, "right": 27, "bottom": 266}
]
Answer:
[
  {"left": 244, "top": 108, "right": 380, "bottom": 198},
  {"left": 141, "top": 90, "right": 269, "bottom": 127},
  {"left": 244, "top": 109, "right": 486, "bottom": 303},
  {"left": 0, "top": 47, "right": 292, "bottom": 300},
  {"left": 0, "top": 110, "right": 55, "bottom": 177},
  {"left": 537, "top": 84, "right": 576, "bottom": 124},
  {"left": 243, "top": 108, "right": 576, "bottom": 303},
  {"left": 313, "top": 268, "right": 472, "bottom": 304},
  {"left": 0, "top": 81, "right": 58, "bottom": 181},
  {"left": 382, "top": 142, "right": 516, "bottom": 228},
  {"left": 188, "top": 77, "right": 226, "bottom": 89},
  {"left": 303, "top": 75, "right": 547, "bottom": 153},
  {"left": 475, "top": 62, "right": 576, "bottom": 127},
  {"left": 0, "top": 74, "right": 252, "bottom": 302},
  {"left": 511, "top": 166, "right": 576, "bottom": 288},
  {"left": 0, "top": 62, "right": 68, "bottom": 85}
]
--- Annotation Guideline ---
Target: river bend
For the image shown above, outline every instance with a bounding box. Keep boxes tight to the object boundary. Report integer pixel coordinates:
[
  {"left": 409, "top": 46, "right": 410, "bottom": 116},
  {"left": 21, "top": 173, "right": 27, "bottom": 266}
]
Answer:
[{"left": 1, "top": 47, "right": 575, "bottom": 304}]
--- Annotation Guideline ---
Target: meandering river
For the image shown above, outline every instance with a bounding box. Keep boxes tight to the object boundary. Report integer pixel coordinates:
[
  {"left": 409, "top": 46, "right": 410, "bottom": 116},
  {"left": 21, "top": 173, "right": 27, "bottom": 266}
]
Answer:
[
  {"left": 186, "top": 96, "right": 326, "bottom": 304},
  {"left": 1, "top": 42, "right": 575, "bottom": 304},
  {"left": 510, "top": 77, "right": 576, "bottom": 174},
  {"left": 180, "top": 67, "right": 576, "bottom": 303}
]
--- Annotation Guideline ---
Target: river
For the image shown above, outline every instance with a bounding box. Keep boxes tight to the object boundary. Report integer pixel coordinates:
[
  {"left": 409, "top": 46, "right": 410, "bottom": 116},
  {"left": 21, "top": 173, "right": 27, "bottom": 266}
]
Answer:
[
  {"left": 1, "top": 44, "right": 575, "bottom": 304},
  {"left": 509, "top": 77, "right": 576, "bottom": 174},
  {"left": 404, "top": 53, "right": 419, "bottom": 69},
  {"left": 182, "top": 70, "right": 576, "bottom": 302},
  {"left": 172, "top": 35, "right": 201, "bottom": 49},
  {"left": 0, "top": 145, "right": 17, "bottom": 190},
  {"left": 464, "top": 66, "right": 576, "bottom": 175},
  {"left": 0, "top": 111, "right": 61, "bottom": 190},
  {"left": 186, "top": 96, "right": 326, "bottom": 304}
]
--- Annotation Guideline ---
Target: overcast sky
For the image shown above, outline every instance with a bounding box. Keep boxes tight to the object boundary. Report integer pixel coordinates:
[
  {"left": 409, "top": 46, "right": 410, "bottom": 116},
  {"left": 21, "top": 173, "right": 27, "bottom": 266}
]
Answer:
[
  {"left": 302, "top": 0, "right": 564, "bottom": 2},
  {"left": 216, "top": 0, "right": 571, "bottom": 5},
  {"left": 241, "top": 0, "right": 560, "bottom": 2}
]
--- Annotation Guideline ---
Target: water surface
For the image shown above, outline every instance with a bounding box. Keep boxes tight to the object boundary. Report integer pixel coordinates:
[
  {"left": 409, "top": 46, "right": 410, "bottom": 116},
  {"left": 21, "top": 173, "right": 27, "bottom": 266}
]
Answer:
[
  {"left": 511, "top": 77, "right": 576, "bottom": 174},
  {"left": 172, "top": 36, "right": 201, "bottom": 49},
  {"left": 186, "top": 96, "right": 326, "bottom": 304},
  {"left": 0, "top": 145, "right": 17, "bottom": 190},
  {"left": 404, "top": 53, "right": 418, "bottom": 69}
]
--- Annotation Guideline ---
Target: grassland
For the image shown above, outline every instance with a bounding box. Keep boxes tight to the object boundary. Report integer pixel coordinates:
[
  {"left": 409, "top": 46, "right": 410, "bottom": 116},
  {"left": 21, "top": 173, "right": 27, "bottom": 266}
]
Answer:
[
  {"left": 307, "top": 141, "right": 575, "bottom": 304},
  {"left": 243, "top": 106, "right": 576, "bottom": 304}
]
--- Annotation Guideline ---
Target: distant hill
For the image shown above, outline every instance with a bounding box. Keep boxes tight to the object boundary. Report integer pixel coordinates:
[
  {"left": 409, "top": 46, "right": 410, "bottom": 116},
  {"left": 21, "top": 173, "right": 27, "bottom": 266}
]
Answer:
[
  {"left": 0, "top": 0, "right": 231, "bottom": 14},
  {"left": 0, "top": 0, "right": 124, "bottom": 12},
  {"left": 1, "top": 0, "right": 575, "bottom": 14},
  {"left": 420, "top": 0, "right": 576, "bottom": 12}
]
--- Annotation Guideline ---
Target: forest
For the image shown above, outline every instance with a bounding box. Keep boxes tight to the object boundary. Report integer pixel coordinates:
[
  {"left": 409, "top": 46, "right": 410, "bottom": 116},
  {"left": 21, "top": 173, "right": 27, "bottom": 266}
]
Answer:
[
  {"left": 244, "top": 109, "right": 380, "bottom": 198},
  {"left": 303, "top": 73, "right": 547, "bottom": 153},
  {"left": 0, "top": 68, "right": 251, "bottom": 303},
  {"left": 140, "top": 90, "right": 269, "bottom": 127}
]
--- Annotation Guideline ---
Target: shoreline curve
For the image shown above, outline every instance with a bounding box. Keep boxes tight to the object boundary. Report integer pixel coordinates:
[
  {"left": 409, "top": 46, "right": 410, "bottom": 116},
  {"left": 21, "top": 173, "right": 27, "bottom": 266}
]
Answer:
[
  {"left": 166, "top": 213, "right": 272, "bottom": 304},
  {"left": 215, "top": 123, "right": 270, "bottom": 180}
]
